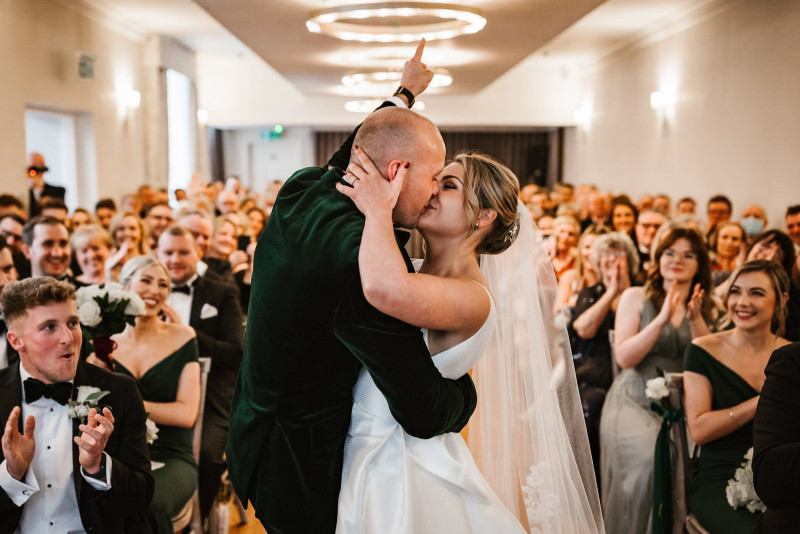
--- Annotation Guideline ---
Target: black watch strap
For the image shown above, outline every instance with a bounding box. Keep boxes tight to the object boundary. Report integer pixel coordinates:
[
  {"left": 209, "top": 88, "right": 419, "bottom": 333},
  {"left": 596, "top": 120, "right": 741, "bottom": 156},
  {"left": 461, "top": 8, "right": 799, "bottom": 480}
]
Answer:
[
  {"left": 393, "top": 85, "right": 415, "bottom": 108},
  {"left": 84, "top": 453, "right": 107, "bottom": 480}
]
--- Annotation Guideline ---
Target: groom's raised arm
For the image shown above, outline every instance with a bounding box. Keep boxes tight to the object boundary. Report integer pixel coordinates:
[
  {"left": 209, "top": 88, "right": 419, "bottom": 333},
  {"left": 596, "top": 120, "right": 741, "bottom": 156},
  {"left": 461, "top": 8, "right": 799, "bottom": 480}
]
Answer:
[{"left": 333, "top": 274, "right": 477, "bottom": 438}]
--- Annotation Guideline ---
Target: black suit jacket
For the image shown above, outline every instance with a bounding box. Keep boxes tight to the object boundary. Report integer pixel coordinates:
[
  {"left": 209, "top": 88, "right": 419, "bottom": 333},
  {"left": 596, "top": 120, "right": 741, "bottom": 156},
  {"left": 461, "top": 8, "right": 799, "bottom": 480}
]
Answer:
[
  {"left": 226, "top": 102, "right": 478, "bottom": 534},
  {"left": 753, "top": 341, "right": 800, "bottom": 533},
  {"left": 27, "top": 182, "right": 66, "bottom": 217},
  {"left": 0, "top": 360, "right": 154, "bottom": 534},
  {"left": 188, "top": 274, "right": 244, "bottom": 422}
]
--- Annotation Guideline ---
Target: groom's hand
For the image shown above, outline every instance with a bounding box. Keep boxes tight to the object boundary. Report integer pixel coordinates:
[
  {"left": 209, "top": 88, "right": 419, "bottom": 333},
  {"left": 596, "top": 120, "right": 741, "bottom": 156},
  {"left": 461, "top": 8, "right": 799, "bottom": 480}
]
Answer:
[
  {"left": 2, "top": 407, "right": 36, "bottom": 481},
  {"left": 399, "top": 39, "right": 434, "bottom": 100}
]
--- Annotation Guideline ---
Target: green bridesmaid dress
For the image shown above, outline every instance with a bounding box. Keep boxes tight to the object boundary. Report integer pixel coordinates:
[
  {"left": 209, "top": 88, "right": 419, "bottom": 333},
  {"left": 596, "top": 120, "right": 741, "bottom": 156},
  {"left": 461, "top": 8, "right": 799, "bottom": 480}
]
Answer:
[
  {"left": 684, "top": 343, "right": 762, "bottom": 533},
  {"left": 116, "top": 338, "right": 200, "bottom": 534}
]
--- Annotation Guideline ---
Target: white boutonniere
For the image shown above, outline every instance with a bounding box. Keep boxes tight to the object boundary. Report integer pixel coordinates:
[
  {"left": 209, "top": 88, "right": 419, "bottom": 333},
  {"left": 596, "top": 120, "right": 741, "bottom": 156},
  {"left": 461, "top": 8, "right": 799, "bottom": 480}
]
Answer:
[
  {"left": 146, "top": 418, "right": 159, "bottom": 445},
  {"left": 68, "top": 386, "right": 111, "bottom": 421},
  {"left": 726, "top": 447, "right": 766, "bottom": 513}
]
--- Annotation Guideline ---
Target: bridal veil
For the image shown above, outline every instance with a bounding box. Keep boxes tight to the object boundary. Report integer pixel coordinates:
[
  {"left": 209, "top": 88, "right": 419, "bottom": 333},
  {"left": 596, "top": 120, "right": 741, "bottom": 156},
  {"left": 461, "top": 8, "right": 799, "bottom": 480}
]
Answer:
[{"left": 471, "top": 202, "right": 605, "bottom": 533}]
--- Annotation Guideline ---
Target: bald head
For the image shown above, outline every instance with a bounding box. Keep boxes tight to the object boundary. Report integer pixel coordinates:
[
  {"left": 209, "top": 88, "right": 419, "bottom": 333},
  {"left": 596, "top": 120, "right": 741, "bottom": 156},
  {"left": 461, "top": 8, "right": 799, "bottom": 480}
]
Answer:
[
  {"left": 352, "top": 107, "right": 445, "bottom": 228},
  {"left": 352, "top": 107, "right": 441, "bottom": 176}
]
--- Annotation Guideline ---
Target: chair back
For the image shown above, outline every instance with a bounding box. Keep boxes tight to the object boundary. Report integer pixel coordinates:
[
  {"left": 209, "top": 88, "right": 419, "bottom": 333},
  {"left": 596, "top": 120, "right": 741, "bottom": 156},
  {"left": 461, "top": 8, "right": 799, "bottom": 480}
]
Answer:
[
  {"left": 192, "top": 357, "right": 211, "bottom": 462},
  {"left": 608, "top": 329, "right": 621, "bottom": 379}
]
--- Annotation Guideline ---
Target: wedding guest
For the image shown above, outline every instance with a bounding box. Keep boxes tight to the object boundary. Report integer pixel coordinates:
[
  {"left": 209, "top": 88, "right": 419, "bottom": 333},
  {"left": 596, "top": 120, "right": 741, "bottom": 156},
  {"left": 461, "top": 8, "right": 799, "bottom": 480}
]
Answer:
[
  {"left": 0, "top": 240, "right": 19, "bottom": 369},
  {"left": 26, "top": 152, "right": 65, "bottom": 218},
  {"left": 109, "top": 256, "right": 201, "bottom": 534},
  {"left": 0, "top": 277, "right": 154, "bottom": 532},
  {"left": 570, "top": 231, "right": 638, "bottom": 478},
  {"left": 677, "top": 196, "right": 697, "bottom": 216},
  {"left": 710, "top": 222, "right": 746, "bottom": 288},
  {"left": 207, "top": 216, "right": 238, "bottom": 263},
  {"left": 144, "top": 202, "right": 173, "bottom": 249},
  {"left": 634, "top": 209, "right": 667, "bottom": 278},
  {"left": 0, "top": 195, "right": 26, "bottom": 220},
  {"left": 557, "top": 225, "right": 609, "bottom": 313},
  {"left": 753, "top": 341, "right": 800, "bottom": 533},
  {"left": 120, "top": 194, "right": 141, "bottom": 218},
  {"left": 156, "top": 226, "right": 243, "bottom": 520},
  {"left": 21, "top": 216, "right": 72, "bottom": 281},
  {"left": 610, "top": 196, "right": 638, "bottom": 239},
  {"left": 599, "top": 225, "right": 714, "bottom": 534},
  {"left": 107, "top": 212, "right": 149, "bottom": 282},
  {"left": 741, "top": 204, "right": 769, "bottom": 242},
  {"left": 247, "top": 207, "right": 268, "bottom": 242},
  {"left": 215, "top": 191, "right": 238, "bottom": 216},
  {"left": 68, "top": 208, "right": 93, "bottom": 231},
  {"left": 684, "top": 260, "right": 790, "bottom": 533},
  {"left": 178, "top": 211, "right": 236, "bottom": 287},
  {"left": 706, "top": 194, "right": 733, "bottom": 238},
  {"left": 786, "top": 205, "right": 800, "bottom": 252},
  {"left": 551, "top": 215, "right": 580, "bottom": 281},
  {"left": 94, "top": 198, "right": 117, "bottom": 230},
  {"left": 71, "top": 224, "right": 112, "bottom": 286},
  {"left": 637, "top": 194, "right": 655, "bottom": 213},
  {"left": 582, "top": 191, "right": 610, "bottom": 231},
  {"left": 653, "top": 194, "right": 671, "bottom": 217},
  {"left": 0, "top": 214, "right": 29, "bottom": 280},
  {"left": 39, "top": 198, "right": 68, "bottom": 224}
]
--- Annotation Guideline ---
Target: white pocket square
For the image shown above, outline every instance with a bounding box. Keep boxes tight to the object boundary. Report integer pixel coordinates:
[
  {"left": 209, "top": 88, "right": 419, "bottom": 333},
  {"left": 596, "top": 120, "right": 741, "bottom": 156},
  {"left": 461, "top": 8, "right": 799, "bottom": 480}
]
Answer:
[{"left": 200, "top": 303, "right": 218, "bottom": 319}]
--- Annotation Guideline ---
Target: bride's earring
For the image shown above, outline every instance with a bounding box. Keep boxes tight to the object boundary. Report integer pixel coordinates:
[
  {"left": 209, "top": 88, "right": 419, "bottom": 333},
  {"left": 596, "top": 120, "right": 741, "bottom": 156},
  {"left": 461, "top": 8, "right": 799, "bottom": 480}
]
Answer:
[{"left": 473, "top": 223, "right": 479, "bottom": 231}]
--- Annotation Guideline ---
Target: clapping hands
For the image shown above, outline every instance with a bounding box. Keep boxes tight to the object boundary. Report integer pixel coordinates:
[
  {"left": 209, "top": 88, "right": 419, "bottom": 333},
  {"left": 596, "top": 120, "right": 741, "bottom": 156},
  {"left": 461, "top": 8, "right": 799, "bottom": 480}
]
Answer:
[
  {"left": 75, "top": 407, "right": 115, "bottom": 476},
  {"left": 2, "top": 407, "right": 35, "bottom": 481}
]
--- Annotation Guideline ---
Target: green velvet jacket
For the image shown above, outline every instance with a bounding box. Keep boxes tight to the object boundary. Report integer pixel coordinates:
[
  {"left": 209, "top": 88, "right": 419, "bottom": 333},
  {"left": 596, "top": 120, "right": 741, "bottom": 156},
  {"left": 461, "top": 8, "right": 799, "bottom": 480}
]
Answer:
[{"left": 226, "top": 106, "right": 478, "bottom": 534}]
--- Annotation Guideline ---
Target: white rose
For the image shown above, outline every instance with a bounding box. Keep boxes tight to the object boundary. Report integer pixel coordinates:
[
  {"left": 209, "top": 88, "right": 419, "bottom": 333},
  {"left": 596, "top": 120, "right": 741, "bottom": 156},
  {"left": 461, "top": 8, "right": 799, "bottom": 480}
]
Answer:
[
  {"left": 105, "top": 282, "right": 124, "bottom": 293},
  {"left": 75, "top": 386, "right": 103, "bottom": 403},
  {"left": 645, "top": 377, "right": 669, "bottom": 400},
  {"left": 78, "top": 300, "right": 103, "bottom": 327},
  {"left": 108, "top": 289, "right": 128, "bottom": 304},
  {"left": 125, "top": 294, "right": 146, "bottom": 316},
  {"left": 68, "top": 404, "right": 90, "bottom": 420},
  {"left": 146, "top": 418, "right": 159, "bottom": 444}
]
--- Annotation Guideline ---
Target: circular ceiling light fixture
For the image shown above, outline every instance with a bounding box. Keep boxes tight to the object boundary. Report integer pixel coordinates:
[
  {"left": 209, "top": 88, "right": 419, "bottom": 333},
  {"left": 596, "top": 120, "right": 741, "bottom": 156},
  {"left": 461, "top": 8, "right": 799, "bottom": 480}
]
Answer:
[
  {"left": 345, "top": 99, "right": 426, "bottom": 113},
  {"left": 342, "top": 69, "right": 452, "bottom": 88},
  {"left": 307, "top": 3, "right": 486, "bottom": 43}
]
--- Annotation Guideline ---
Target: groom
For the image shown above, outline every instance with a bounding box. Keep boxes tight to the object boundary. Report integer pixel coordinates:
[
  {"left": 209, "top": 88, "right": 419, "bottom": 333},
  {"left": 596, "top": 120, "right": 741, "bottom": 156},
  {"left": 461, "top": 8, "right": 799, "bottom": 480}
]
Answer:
[{"left": 227, "top": 42, "right": 478, "bottom": 534}]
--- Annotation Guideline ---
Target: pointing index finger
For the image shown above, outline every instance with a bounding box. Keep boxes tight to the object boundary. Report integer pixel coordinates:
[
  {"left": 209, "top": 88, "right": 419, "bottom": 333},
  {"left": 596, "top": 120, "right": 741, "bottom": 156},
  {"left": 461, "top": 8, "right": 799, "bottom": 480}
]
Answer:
[{"left": 412, "top": 38, "right": 426, "bottom": 61}]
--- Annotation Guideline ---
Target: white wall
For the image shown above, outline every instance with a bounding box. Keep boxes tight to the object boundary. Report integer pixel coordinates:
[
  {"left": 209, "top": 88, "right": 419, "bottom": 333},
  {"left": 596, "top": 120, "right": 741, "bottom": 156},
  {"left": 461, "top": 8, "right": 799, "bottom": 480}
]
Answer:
[
  {"left": 563, "top": 0, "right": 800, "bottom": 226},
  {"left": 0, "top": 0, "right": 146, "bottom": 207}
]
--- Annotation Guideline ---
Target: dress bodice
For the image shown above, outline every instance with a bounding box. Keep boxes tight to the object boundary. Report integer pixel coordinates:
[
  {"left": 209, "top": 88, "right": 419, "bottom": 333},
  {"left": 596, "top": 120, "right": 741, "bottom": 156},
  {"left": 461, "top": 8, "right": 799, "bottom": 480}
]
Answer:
[
  {"left": 352, "top": 278, "right": 495, "bottom": 419},
  {"left": 634, "top": 298, "right": 692, "bottom": 378}
]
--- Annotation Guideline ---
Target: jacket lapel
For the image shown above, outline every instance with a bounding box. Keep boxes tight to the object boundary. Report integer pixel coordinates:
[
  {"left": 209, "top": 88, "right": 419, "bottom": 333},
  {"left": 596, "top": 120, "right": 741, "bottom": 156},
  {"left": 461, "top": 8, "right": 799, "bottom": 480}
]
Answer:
[
  {"left": 71, "top": 362, "right": 87, "bottom": 503},
  {"left": 189, "top": 277, "right": 205, "bottom": 326}
]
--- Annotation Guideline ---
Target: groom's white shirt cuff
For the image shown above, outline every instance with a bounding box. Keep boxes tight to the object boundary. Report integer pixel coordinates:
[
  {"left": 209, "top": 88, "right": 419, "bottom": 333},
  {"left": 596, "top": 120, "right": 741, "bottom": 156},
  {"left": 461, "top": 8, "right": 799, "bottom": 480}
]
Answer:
[{"left": 0, "top": 453, "right": 111, "bottom": 506}]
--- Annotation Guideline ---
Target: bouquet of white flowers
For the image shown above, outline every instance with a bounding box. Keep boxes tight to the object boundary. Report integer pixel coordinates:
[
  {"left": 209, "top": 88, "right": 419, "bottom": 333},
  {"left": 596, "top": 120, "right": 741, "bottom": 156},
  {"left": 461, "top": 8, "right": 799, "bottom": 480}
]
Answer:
[
  {"left": 726, "top": 447, "right": 766, "bottom": 513},
  {"left": 76, "top": 283, "right": 145, "bottom": 369}
]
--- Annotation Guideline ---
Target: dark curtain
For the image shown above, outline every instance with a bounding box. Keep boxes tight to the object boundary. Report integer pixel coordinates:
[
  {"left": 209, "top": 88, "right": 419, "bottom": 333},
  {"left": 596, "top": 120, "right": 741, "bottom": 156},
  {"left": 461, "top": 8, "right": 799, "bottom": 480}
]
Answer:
[{"left": 313, "top": 129, "right": 562, "bottom": 186}]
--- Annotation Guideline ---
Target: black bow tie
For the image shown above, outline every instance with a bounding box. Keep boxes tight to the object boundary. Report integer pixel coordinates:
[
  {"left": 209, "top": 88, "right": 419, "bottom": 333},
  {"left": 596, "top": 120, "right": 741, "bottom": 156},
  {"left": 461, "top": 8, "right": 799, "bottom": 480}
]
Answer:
[
  {"left": 23, "top": 378, "right": 73, "bottom": 405},
  {"left": 172, "top": 285, "right": 192, "bottom": 295}
]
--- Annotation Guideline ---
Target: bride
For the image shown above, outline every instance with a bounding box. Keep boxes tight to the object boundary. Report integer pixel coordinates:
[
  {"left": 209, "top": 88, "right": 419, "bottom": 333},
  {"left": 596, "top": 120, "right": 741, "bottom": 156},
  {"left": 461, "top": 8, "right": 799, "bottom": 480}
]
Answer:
[{"left": 334, "top": 147, "right": 605, "bottom": 533}]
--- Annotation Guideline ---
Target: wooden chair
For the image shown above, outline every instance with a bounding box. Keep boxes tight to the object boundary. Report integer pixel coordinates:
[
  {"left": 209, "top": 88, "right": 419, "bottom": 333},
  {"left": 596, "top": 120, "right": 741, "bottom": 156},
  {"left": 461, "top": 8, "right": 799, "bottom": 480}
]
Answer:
[
  {"left": 666, "top": 372, "right": 711, "bottom": 534},
  {"left": 608, "top": 329, "right": 621, "bottom": 379},
  {"left": 172, "top": 356, "right": 212, "bottom": 533}
]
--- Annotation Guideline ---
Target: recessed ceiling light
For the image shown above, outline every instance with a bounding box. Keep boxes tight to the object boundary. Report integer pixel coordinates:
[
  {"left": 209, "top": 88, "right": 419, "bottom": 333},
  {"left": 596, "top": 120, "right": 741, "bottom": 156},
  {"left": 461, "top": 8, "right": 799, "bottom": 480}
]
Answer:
[
  {"left": 346, "top": 99, "right": 426, "bottom": 113},
  {"left": 307, "top": 3, "right": 486, "bottom": 43},
  {"left": 342, "top": 69, "right": 452, "bottom": 88}
]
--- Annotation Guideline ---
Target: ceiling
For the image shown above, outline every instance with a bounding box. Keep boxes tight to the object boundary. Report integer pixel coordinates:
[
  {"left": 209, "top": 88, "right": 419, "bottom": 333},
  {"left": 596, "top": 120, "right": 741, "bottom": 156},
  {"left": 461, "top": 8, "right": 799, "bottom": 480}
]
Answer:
[{"left": 81, "top": 0, "right": 723, "bottom": 98}]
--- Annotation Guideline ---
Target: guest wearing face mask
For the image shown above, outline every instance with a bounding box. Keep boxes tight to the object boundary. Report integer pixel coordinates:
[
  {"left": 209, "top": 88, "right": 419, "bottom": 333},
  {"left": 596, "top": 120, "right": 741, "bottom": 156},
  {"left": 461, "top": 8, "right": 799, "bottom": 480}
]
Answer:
[{"left": 741, "top": 204, "right": 769, "bottom": 244}]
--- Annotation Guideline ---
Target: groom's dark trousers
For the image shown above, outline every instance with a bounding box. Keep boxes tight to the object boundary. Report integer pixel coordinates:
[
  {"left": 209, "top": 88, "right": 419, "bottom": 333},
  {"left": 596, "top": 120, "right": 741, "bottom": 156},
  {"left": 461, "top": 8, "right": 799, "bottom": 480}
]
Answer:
[{"left": 226, "top": 102, "right": 478, "bottom": 534}]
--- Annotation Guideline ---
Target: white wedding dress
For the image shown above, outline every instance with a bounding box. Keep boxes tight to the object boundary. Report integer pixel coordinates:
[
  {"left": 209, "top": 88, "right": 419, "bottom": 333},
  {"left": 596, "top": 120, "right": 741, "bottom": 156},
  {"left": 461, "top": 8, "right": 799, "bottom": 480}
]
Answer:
[{"left": 336, "top": 281, "right": 526, "bottom": 534}]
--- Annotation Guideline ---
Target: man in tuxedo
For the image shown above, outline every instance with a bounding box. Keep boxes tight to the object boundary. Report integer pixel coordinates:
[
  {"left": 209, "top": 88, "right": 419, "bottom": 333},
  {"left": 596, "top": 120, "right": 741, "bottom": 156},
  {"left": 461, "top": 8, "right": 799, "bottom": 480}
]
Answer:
[
  {"left": 21, "top": 216, "right": 72, "bottom": 281},
  {"left": 0, "top": 277, "right": 153, "bottom": 533},
  {"left": 0, "top": 241, "right": 19, "bottom": 369},
  {"left": 26, "top": 152, "right": 66, "bottom": 218},
  {"left": 753, "top": 341, "right": 800, "bottom": 533},
  {"left": 156, "top": 225, "right": 244, "bottom": 519},
  {"left": 178, "top": 210, "right": 235, "bottom": 286},
  {"left": 227, "top": 41, "right": 478, "bottom": 534}
]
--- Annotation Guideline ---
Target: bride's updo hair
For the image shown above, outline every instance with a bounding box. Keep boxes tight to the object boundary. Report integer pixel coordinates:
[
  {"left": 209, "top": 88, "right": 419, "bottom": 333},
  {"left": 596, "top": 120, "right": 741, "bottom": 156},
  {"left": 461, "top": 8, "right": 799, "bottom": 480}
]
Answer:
[
  {"left": 455, "top": 152, "right": 521, "bottom": 255},
  {"left": 119, "top": 255, "right": 170, "bottom": 289}
]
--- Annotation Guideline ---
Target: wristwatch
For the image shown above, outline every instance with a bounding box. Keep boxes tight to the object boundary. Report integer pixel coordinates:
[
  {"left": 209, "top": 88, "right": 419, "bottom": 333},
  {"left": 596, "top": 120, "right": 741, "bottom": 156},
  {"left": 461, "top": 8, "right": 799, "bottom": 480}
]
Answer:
[{"left": 393, "top": 85, "right": 415, "bottom": 108}]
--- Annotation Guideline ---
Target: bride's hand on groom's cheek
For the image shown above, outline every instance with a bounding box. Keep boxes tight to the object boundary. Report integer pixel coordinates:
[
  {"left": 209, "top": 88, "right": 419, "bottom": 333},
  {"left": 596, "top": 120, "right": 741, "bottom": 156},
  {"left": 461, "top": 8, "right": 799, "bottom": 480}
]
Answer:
[{"left": 336, "top": 146, "right": 408, "bottom": 217}]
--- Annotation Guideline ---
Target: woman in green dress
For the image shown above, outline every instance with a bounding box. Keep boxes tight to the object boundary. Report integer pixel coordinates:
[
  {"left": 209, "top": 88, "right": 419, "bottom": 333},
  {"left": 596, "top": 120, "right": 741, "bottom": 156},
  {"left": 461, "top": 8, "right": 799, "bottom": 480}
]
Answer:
[
  {"left": 684, "top": 260, "right": 791, "bottom": 533},
  {"left": 112, "top": 255, "right": 201, "bottom": 533}
]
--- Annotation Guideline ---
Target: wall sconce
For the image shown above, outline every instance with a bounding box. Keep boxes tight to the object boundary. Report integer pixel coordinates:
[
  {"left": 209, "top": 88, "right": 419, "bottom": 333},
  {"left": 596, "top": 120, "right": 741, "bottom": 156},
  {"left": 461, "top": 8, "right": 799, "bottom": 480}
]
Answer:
[
  {"left": 118, "top": 89, "right": 141, "bottom": 110},
  {"left": 650, "top": 90, "right": 676, "bottom": 131},
  {"left": 197, "top": 108, "right": 209, "bottom": 125},
  {"left": 573, "top": 102, "right": 592, "bottom": 130}
]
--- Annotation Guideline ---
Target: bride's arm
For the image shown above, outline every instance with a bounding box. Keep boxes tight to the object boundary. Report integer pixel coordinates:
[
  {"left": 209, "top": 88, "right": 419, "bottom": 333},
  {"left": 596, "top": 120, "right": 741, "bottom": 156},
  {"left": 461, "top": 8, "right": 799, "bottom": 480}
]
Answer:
[{"left": 336, "top": 148, "right": 489, "bottom": 333}]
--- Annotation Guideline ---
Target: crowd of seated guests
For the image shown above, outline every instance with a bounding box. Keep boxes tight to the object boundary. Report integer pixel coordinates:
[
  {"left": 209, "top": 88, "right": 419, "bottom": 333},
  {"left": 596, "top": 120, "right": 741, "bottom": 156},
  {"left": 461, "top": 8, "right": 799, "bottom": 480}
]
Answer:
[
  {"left": 0, "top": 155, "right": 278, "bottom": 531},
  {"left": 522, "top": 182, "right": 800, "bottom": 533}
]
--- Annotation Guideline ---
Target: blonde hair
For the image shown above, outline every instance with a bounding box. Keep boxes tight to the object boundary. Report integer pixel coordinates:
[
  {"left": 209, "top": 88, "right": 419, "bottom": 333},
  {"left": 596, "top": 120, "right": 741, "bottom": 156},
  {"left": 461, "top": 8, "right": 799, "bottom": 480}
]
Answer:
[
  {"left": 70, "top": 224, "right": 112, "bottom": 251},
  {"left": 119, "top": 255, "right": 170, "bottom": 290},
  {"left": 455, "top": 152, "right": 521, "bottom": 255}
]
